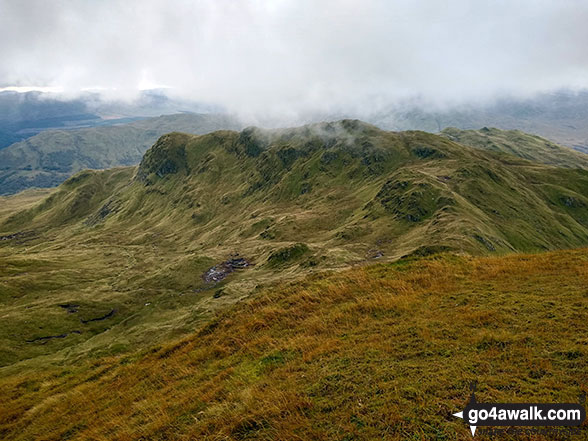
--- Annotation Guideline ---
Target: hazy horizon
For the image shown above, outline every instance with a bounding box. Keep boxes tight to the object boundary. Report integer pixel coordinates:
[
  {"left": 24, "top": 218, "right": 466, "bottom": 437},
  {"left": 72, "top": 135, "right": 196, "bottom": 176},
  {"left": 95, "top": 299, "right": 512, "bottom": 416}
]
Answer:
[{"left": 2, "top": 0, "right": 588, "bottom": 126}]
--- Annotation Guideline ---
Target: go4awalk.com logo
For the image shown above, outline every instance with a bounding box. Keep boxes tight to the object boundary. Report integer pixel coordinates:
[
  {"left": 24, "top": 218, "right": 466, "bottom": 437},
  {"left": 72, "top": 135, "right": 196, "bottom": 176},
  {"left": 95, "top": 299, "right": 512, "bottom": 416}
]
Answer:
[{"left": 453, "top": 383, "right": 586, "bottom": 437}]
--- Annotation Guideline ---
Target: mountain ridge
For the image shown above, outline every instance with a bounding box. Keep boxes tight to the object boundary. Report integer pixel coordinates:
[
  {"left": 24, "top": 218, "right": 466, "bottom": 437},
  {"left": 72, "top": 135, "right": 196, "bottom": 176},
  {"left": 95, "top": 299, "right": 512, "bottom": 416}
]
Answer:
[
  {"left": 441, "top": 126, "right": 588, "bottom": 169},
  {"left": 4, "top": 120, "right": 588, "bottom": 261}
]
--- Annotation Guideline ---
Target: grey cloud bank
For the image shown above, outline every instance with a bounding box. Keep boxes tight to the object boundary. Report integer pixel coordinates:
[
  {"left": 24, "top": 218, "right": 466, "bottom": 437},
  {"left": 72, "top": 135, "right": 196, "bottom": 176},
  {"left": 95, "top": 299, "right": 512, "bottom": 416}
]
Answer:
[{"left": 1, "top": 0, "right": 588, "bottom": 120}]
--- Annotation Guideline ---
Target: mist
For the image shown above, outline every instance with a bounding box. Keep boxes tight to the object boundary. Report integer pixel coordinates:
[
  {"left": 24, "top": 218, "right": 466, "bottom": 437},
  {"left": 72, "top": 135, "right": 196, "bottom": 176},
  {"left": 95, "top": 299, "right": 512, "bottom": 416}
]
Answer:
[{"left": 2, "top": 0, "right": 588, "bottom": 122}]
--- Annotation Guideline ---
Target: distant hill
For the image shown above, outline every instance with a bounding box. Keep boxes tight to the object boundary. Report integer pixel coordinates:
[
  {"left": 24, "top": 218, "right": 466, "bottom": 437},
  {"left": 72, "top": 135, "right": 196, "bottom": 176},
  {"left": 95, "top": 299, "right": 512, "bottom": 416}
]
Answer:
[
  {"left": 440, "top": 126, "right": 588, "bottom": 169},
  {"left": 372, "top": 90, "right": 588, "bottom": 154},
  {"left": 0, "top": 113, "right": 242, "bottom": 194},
  {"left": 0, "top": 91, "right": 100, "bottom": 148},
  {"left": 0, "top": 89, "right": 219, "bottom": 149}
]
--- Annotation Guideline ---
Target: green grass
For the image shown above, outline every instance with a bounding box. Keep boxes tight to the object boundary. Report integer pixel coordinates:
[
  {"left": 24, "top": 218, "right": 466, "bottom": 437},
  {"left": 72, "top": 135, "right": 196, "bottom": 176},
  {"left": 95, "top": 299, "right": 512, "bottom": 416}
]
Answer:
[
  {"left": 0, "top": 121, "right": 588, "bottom": 439},
  {"left": 1, "top": 120, "right": 588, "bottom": 367},
  {"left": 0, "top": 248, "right": 587, "bottom": 440},
  {"left": 267, "top": 243, "right": 310, "bottom": 267}
]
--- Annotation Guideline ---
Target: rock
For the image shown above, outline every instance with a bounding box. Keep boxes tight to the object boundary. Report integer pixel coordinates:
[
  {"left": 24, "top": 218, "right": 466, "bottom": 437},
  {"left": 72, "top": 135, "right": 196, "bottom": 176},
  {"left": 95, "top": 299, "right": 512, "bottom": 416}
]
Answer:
[{"left": 202, "top": 257, "right": 252, "bottom": 284}]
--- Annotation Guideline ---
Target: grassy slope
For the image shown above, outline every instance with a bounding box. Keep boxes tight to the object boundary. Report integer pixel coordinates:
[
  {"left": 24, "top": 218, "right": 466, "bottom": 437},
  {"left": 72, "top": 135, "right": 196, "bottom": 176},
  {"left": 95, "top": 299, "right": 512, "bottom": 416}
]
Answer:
[
  {"left": 1, "top": 121, "right": 588, "bottom": 368},
  {"left": 0, "top": 113, "right": 241, "bottom": 195},
  {"left": 0, "top": 188, "right": 54, "bottom": 223},
  {"left": 441, "top": 126, "right": 588, "bottom": 169},
  {"left": 1, "top": 122, "right": 588, "bottom": 440},
  {"left": 0, "top": 248, "right": 587, "bottom": 440}
]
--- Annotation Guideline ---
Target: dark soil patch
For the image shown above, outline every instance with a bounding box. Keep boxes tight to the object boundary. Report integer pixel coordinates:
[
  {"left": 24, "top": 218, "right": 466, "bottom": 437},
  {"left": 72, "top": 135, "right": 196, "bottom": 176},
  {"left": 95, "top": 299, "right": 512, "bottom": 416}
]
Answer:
[
  {"left": 26, "top": 330, "right": 81, "bottom": 344},
  {"left": 0, "top": 231, "right": 36, "bottom": 243},
  {"left": 58, "top": 303, "right": 79, "bottom": 313},
  {"left": 80, "top": 309, "right": 116, "bottom": 324}
]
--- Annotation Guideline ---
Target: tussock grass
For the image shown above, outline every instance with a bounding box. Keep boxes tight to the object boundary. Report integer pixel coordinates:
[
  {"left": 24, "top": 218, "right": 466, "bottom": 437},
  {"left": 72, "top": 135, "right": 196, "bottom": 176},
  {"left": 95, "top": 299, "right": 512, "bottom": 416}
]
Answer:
[{"left": 1, "top": 248, "right": 587, "bottom": 440}]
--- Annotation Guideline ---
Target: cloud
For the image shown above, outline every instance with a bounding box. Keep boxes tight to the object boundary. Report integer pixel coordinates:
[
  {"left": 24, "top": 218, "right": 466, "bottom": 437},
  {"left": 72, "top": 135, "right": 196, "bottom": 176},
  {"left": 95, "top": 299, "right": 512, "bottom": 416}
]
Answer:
[{"left": 1, "top": 0, "right": 588, "bottom": 119}]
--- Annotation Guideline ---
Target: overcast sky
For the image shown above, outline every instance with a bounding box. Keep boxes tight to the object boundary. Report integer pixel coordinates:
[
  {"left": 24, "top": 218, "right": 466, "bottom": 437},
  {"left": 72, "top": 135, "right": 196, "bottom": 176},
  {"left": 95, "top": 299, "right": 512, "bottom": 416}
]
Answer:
[{"left": 1, "top": 0, "right": 588, "bottom": 118}]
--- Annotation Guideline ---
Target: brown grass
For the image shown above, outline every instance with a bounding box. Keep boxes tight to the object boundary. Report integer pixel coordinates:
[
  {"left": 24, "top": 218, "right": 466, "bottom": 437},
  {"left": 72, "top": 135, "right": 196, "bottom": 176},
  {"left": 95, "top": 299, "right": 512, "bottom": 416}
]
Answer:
[{"left": 1, "top": 249, "right": 587, "bottom": 440}]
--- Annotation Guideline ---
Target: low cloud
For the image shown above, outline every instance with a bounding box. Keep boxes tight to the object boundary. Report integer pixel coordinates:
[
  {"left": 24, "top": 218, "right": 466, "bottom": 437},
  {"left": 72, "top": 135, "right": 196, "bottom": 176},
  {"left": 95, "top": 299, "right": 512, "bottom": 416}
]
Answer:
[{"left": 1, "top": 0, "right": 588, "bottom": 121}]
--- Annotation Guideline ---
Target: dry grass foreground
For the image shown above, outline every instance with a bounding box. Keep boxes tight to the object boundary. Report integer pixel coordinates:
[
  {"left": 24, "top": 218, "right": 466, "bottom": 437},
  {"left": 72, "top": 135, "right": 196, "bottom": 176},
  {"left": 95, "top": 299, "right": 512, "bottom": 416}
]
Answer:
[{"left": 1, "top": 248, "right": 587, "bottom": 440}]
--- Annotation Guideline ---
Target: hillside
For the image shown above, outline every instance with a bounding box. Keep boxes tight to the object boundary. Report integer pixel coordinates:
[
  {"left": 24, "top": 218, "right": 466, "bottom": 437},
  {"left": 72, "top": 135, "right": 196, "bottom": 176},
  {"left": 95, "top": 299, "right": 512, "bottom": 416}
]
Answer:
[
  {"left": 0, "top": 90, "right": 100, "bottom": 149},
  {"left": 0, "top": 89, "right": 218, "bottom": 150},
  {"left": 1, "top": 120, "right": 588, "bottom": 367},
  {"left": 1, "top": 248, "right": 587, "bottom": 440},
  {"left": 441, "top": 126, "right": 588, "bottom": 169},
  {"left": 1, "top": 120, "right": 588, "bottom": 439},
  {"left": 0, "top": 113, "right": 241, "bottom": 195}
]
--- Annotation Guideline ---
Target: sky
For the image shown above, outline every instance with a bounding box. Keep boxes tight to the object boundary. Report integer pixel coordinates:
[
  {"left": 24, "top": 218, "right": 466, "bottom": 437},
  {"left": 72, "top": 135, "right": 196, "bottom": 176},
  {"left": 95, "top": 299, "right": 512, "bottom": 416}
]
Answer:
[{"left": 1, "top": 0, "right": 588, "bottom": 119}]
